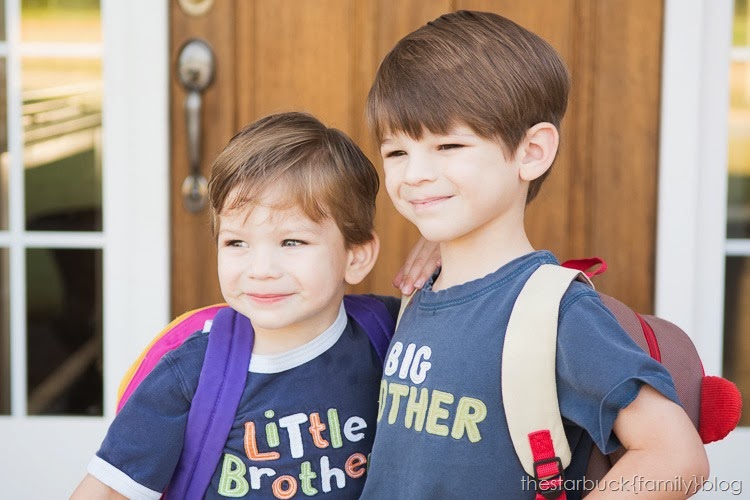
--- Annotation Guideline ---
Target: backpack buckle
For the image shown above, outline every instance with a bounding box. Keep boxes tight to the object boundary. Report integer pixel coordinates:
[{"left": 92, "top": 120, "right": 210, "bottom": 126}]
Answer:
[{"left": 533, "top": 456, "right": 565, "bottom": 499}]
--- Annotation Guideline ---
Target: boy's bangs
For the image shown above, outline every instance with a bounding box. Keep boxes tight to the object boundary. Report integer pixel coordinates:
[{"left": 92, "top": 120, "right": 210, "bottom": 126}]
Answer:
[
  {"left": 221, "top": 163, "right": 330, "bottom": 225},
  {"left": 369, "top": 81, "right": 462, "bottom": 143}
]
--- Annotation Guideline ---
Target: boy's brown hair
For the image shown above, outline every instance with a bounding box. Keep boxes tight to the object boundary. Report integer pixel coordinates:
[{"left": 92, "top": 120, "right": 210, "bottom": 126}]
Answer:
[
  {"left": 367, "top": 10, "right": 570, "bottom": 203},
  {"left": 208, "top": 112, "right": 379, "bottom": 246}
]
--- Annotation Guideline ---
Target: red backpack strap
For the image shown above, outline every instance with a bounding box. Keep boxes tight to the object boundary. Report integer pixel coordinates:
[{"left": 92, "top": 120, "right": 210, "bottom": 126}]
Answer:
[
  {"left": 560, "top": 257, "right": 607, "bottom": 278},
  {"left": 167, "top": 307, "right": 253, "bottom": 499}
]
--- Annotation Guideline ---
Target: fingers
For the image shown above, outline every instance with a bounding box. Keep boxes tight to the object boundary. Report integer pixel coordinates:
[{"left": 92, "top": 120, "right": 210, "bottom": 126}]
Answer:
[
  {"left": 393, "top": 239, "right": 441, "bottom": 295},
  {"left": 392, "top": 237, "right": 426, "bottom": 289},
  {"left": 392, "top": 267, "right": 406, "bottom": 290}
]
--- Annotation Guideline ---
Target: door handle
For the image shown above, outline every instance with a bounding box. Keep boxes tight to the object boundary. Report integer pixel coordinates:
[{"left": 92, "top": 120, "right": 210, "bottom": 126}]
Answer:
[{"left": 176, "top": 39, "right": 215, "bottom": 213}]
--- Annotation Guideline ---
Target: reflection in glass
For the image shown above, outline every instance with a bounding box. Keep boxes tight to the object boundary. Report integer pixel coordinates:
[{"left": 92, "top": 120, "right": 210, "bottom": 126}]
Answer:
[
  {"left": 723, "top": 256, "right": 750, "bottom": 426},
  {"left": 21, "top": 0, "right": 100, "bottom": 43},
  {"left": 1, "top": 247, "right": 9, "bottom": 415},
  {"left": 0, "top": 1, "right": 5, "bottom": 41},
  {"left": 736, "top": 0, "right": 750, "bottom": 46},
  {"left": 0, "top": 58, "right": 7, "bottom": 231},
  {"left": 26, "top": 247, "right": 101, "bottom": 415},
  {"left": 728, "top": 60, "right": 750, "bottom": 238},
  {"left": 23, "top": 58, "right": 102, "bottom": 231}
]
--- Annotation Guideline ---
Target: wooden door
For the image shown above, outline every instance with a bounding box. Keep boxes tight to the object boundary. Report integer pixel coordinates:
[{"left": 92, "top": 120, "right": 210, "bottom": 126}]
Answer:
[{"left": 170, "top": 0, "right": 663, "bottom": 316}]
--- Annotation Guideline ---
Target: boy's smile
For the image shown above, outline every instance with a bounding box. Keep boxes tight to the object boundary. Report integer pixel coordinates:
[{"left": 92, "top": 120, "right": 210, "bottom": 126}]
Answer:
[
  {"left": 409, "top": 195, "right": 454, "bottom": 211},
  {"left": 246, "top": 293, "right": 292, "bottom": 304},
  {"left": 216, "top": 186, "right": 352, "bottom": 354}
]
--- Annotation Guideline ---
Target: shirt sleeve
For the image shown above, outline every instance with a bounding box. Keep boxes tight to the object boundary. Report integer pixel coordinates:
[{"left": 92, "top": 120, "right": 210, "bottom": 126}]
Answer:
[
  {"left": 90, "top": 333, "right": 206, "bottom": 495},
  {"left": 555, "top": 286, "right": 680, "bottom": 454}
]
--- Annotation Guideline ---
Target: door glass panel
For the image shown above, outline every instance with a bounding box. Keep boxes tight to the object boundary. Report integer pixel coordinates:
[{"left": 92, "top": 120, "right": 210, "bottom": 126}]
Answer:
[
  {"left": 728, "top": 59, "right": 750, "bottom": 238},
  {"left": 0, "top": 58, "right": 7, "bottom": 231},
  {"left": 26, "top": 247, "right": 102, "bottom": 415},
  {"left": 23, "top": 57, "right": 102, "bottom": 232},
  {"left": 21, "top": 0, "right": 100, "bottom": 43},
  {"left": 0, "top": 247, "right": 9, "bottom": 415},
  {"left": 723, "top": 256, "right": 750, "bottom": 426},
  {"left": 0, "top": 1, "right": 5, "bottom": 41},
  {"left": 735, "top": 0, "right": 750, "bottom": 46}
]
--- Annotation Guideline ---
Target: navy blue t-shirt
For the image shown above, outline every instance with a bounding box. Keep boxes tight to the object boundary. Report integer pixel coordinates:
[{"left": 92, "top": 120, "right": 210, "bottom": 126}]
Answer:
[
  {"left": 360, "top": 251, "right": 680, "bottom": 500},
  {"left": 89, "top": 297, "right": 399, "bottom": 499}
]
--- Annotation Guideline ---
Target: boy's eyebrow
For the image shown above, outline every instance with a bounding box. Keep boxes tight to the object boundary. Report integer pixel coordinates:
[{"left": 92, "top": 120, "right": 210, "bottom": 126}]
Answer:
[
  {"left": 447, "top": 131, "right": 475, "bottom": 138},
  {"left": 275, "top": 219, "right": 324, "bottom": 234},
  {"left": 441, "top": 125, "right": 475, "bottom": 137},
  {"left": 284, "top": 226, "right": 319, "bottom": 234}
]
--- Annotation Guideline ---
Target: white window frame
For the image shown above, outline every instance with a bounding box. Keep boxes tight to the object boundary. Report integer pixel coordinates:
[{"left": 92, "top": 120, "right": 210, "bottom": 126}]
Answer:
[
  {"left": 102, "top": 0, "right": 170, "bottom": 416},
  {"left": 0, "top": 1, "right": 169, "bottom": 495},
  {"left": 656, "top": 0, "right": 731, "bottom": 376},
  {"left": 657, "top": 0, "right": 750, "bottom": 486}
]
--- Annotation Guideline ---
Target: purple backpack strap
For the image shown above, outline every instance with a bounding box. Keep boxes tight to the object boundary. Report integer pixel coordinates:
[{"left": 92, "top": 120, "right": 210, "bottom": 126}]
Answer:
[
  {"left": 167, "top": 307, "right": 254, "bottom": 500},
  {"left": 343, "top": 295, "right": 395, "bottom": 363}
]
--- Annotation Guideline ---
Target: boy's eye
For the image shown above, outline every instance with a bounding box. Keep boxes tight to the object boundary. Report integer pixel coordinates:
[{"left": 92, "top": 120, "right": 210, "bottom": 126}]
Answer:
[
  {"left": 225, "top": 240, "right": 247, "bottom": 248},
  {"left": 282, "top": 239, "right": 305, "bottom": 247},
  {"left": 383, "top": 149, "right": 406, "bottom": 159},
  {"left": 438, "top": 143, "right": 463, "bottom": 151}
]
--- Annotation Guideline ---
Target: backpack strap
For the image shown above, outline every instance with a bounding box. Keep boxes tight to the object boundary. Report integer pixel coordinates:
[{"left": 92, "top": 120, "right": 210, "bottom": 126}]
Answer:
[
  {"left": 396, "top": 292, "right": 414, "bottom": 330},
  {"left": 167, "top": 307, "right": 254, "bottom": 500},
  {"left": 343, "top": 295, "right": 395, "bottom": 363},
  {"left": 503, "top": 264, "right": 591, "bottom": 500},
  {"left": 117, "top": 304, "right": 226, "bottom": 412}
]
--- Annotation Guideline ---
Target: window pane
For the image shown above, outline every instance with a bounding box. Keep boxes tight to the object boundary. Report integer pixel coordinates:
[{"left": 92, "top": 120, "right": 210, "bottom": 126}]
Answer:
[
  {"left": 728, "top": 60, "right": 750, "bottom": 238},
  {"left": 0, "top": 58, "right": 7, "bottom": 231},
  {"left": 723, "top": 256, "right": 750, "bottom": 426},
  {"left": 735, "top": 0, "right": 750, "bottom": 46},
  {"left": 21, "top": 0, "right": 100, "bottom": 43},
  {"left": 26, "top": 247, "right": 102, "bottom": 415},
  {"left": 0, "top": 247, "right": 8, "bottom": 415},
  {"left": 23, "top": 57, "right": 102, "bottom": 231},
  {"left": 0, "top": 1, "right": 5, "bottom": 41}
]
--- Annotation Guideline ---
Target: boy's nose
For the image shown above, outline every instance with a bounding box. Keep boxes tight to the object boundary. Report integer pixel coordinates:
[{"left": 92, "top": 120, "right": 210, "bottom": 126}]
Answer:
[
  {"left": 244, "top": 249, "right": 283, "bottom": 280},
  {"left": 402, "top": 154, "right": 437, "bottom": 184}
]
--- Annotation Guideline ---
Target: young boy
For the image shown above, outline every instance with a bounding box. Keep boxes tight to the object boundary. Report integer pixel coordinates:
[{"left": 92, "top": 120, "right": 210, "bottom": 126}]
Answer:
[
  {"left": 72, "top": 112, "right": 437, "bottom": 499},
  {"left": 360, "top": 10, "right": 709, "bottom": 499}
]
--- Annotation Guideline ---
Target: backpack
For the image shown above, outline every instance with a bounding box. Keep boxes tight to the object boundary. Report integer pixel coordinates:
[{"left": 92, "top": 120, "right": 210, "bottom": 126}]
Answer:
[
  {"left": 503, "top": 259, "right": 743, "bottom": 499},
  {"left": 116, "top": 295, "right": 395, "bottom": 500}
]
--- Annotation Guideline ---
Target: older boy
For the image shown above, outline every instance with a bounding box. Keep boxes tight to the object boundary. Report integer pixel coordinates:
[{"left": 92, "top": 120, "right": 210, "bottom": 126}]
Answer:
[
  {"left": 72, "top": 112, "right": 437, "bottom": 499},
  {"left": 361, "top": 10, "right": 708, "bottom": 499}
]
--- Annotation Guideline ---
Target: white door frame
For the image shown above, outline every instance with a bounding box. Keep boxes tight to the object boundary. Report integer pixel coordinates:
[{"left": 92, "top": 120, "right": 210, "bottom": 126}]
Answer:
[
  {"left": 0, "top": 1, "right": 170, "bottom": 497},
  {"left": 101, "top": 0, "right": 170, "bottom": 414},
  {"left": 657, "top": 0, "right": 748, "bottom": 491}
]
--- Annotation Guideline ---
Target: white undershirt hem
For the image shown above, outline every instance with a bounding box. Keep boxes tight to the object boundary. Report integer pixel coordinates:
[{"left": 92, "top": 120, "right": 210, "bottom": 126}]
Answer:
[
  {"left": 202, "top": 302, "right": 348, "bottom": 374},
  {"left": 87, "top": 455, "right": 161, "bottom": 500},
  {"left": 249, "top": 302, "right": 347, "bottom": 373}
]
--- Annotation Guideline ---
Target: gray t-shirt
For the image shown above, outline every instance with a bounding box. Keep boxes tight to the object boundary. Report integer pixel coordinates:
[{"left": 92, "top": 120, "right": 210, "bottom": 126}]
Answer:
[{"left": 361, "top": 251, "right": 679, "bottom": 500}]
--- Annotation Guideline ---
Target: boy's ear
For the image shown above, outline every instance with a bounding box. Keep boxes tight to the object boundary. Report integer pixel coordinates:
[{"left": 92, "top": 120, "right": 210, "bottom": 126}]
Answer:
[
  {"left": 517, "top": 122, "right": 559, "bottom": 182},
  {"left": 344, "top": 232, "right": 380, "bottom": 285}
]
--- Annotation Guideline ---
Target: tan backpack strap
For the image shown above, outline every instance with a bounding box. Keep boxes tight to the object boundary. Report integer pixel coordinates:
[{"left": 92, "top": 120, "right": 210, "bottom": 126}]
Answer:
[
  {"left": 396, "top": 292, "right": 414, "bottom": 330},
  {"left": 502, "top": 264, "right": 592, "bottom": 477}
]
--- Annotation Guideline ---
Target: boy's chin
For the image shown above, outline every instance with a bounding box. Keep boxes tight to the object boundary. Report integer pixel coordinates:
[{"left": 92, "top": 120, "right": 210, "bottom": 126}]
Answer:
[{"left": 411, "top": 225, "right": 456, "bottom": 244}]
